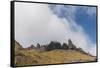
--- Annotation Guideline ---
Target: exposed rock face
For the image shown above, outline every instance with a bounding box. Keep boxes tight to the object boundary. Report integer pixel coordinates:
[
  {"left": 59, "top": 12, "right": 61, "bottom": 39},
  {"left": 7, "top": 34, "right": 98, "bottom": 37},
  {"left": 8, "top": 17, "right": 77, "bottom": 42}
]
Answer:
[
  {"left": 46, "top": 41, "right": 62, "bottom": 51},
  {"left": 27, "top": 44, "right": 35, "bottom": 50},
  {"left": 62, "top": 43, "right": 69, "bottom": 50},
  {"left": 14, "top": 40, "right": 96, "bottom": 66},
  {"left": 44, "top": 39, "right": 77, "bottom": 51},
  {"left": 37, "top": 43, "right": 41, "bottom": 48},
  {"left": 68, "top": 39, "right": 76, "bottom": 50},
  {"left": 15, "top": 39, "right": 83, "bottom": 52}
]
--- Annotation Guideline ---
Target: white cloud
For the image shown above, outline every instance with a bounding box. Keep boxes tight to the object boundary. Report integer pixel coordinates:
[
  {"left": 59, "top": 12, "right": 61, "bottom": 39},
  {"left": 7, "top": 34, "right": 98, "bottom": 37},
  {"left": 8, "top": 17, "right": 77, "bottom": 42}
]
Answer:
[{"left": 15, "top": 2, "right": 96, "bottom": 56}]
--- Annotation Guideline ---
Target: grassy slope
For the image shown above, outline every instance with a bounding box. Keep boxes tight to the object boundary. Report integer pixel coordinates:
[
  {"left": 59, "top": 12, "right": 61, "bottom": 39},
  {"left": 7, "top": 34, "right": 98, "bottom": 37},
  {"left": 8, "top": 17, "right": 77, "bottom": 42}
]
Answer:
[{"left": 15, "top": 48, "right": 96, "bottom": 66}]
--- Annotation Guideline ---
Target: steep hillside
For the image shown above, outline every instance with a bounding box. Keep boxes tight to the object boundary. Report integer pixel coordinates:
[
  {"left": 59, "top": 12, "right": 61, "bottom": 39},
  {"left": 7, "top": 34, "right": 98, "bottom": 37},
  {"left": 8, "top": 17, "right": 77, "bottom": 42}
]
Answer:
[
  {"left": 14, "top": 41, "right": 96, "bottom": 66},
  {"left": 15, "top": 41, "right": 22, "bottom": 52}
]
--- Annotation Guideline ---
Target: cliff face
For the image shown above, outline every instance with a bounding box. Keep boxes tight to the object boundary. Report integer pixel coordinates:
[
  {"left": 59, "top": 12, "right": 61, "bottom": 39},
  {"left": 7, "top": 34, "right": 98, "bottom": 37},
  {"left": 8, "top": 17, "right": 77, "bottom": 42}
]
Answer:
[{"left": 14, "top": 40, "right": 96, "bottom": 66}]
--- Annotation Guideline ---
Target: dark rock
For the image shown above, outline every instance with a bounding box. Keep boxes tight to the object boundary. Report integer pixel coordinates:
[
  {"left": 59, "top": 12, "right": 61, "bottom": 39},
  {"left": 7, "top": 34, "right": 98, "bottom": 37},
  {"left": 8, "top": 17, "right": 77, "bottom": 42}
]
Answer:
[
  {"left": 27, "top": 44, "right": 35, "bottom": 50},
  {"left": 62, "top": 43, "right": 69, "bottom": 50},
  {"left": 68, "top": 39, "right": 76, "bottom": 50},
  {"left": 30, "top": 44, "right": 35, "bottom": 48},
  {"left": 46, "top": 41, "right": 62, "bottom": 51},
  {"left": 37, "top": 43, "right": 40, "bottom": 48}
]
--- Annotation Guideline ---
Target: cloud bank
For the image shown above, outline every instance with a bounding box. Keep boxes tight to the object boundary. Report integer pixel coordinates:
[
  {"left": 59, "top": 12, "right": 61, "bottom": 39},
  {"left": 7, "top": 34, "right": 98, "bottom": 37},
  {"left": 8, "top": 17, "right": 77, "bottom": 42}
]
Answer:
[{"left": 15, "top": 2, "right": 96, "bottom": 56}]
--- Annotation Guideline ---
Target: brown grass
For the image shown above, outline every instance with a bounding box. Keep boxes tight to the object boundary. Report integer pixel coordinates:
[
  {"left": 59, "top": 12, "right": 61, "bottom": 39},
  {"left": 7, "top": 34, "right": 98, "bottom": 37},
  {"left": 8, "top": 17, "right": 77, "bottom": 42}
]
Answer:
[{"left": 14, "top": 41, "right": 96, "bottom": 66}]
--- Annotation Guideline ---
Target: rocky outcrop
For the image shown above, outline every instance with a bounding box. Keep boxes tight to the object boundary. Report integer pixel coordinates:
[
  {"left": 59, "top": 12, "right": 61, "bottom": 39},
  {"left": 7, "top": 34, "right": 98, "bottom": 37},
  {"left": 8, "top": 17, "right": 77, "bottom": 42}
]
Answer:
[
  {"left": 14, "top": 40, "right": 96, "bottom": 66},
  {"left": 15, "top": 39, "right": 86, "bottom": 54},
  {"left": 62, "top": 43, "right": 69, "bottom": 50},
  {"left": 68, "top": 39, "right": 76, "bottom": 50},
  {"left": 45, "top": 39, "right": 77, "bottom": 51},
  {"left": 46, "top": 41, "right": 62, "bottom": 51},
  {"left": 27, "top": 44, "right": 35, "bottom": 50},
  {"left": 37, "top": 43, "right": 41, "bottom": 48}
]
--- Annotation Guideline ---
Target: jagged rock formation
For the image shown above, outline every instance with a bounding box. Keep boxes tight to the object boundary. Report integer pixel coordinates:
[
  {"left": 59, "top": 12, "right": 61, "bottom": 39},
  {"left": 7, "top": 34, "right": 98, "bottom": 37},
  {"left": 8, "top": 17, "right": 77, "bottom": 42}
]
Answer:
[
  {"left": 62, "top": 43, "right": 69, "bottom": 50},
  {"left": 15, "top": 39, "right": 87, "bottom": 53},
  {"left": 37, "top": 43, "right": 40, "bottom": 48},
  {"left": 45, "top": 39, "right": 77, "bottom": 51},
  {"left": 68, "top": 39, "right": 76, "bottom": 50},
  {"left": 14, "top": 40, "right": 96, "bottom": 66},
  {"left": 25, "top": 39, "right": 84, "bottom": 52},
  {"left": 27, "top": 44, "right": 35, "bottom": 50},
  {"left": 46, "top": 41, "right": 62, "bottom": 51},
  {"left": 15, "top": 39, "right": 92, "bottom": 56}
]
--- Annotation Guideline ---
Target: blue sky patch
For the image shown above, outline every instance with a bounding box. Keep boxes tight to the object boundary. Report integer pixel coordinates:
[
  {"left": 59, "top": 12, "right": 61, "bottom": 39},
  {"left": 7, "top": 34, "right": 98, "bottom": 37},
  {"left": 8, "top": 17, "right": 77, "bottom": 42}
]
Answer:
[{"left": 49, "top": 4, "right": 96, "bottom": 44}]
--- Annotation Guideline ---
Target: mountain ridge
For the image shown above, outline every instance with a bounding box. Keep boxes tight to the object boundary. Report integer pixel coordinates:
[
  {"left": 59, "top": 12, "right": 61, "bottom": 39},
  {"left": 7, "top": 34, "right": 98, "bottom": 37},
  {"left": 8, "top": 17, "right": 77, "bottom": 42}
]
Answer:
[{"left": 14, "top": 40, "right": 96, "bottom": 66}]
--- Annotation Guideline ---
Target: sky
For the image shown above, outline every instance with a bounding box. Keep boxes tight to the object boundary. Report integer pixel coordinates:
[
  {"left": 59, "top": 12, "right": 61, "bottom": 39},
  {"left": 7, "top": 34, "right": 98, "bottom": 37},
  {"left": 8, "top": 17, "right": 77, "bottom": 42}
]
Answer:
[
  {"left": 15, "top": 2, "right": 97, "bottom": 56},
  {"left": 49, "top": 5, "right": 96, "bottom": 44}
]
